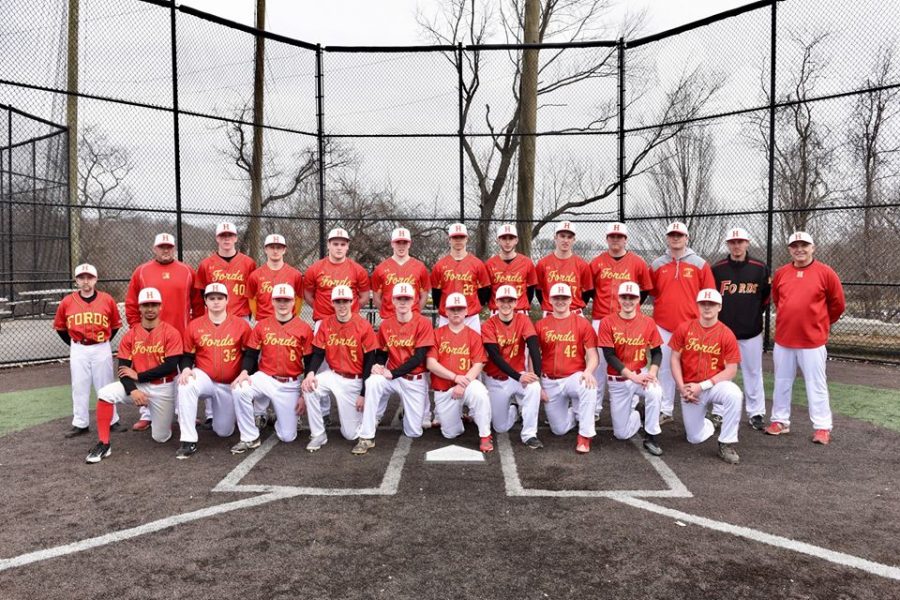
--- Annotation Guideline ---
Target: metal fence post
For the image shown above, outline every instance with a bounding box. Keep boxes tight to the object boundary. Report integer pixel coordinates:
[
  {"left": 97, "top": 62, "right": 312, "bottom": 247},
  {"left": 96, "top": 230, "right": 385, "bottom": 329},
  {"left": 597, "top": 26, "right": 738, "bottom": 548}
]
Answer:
[
  {"left": 617, "top": 37, "right": 626, "bottom": 223},
  {"left": 457, "top": 42, "right": 465, "bottom": 222},
  {"left": 316, "top": 44, "right": 326, "bottom": 259},
  {"left": 6, "top": 109, "right": 13, "bottom": 292},
  {"left": 764, "top": 0, "right": 777, "bottom": 352},
  {"left": 169, "top": 0, "right": 184, "bottom": 260}
]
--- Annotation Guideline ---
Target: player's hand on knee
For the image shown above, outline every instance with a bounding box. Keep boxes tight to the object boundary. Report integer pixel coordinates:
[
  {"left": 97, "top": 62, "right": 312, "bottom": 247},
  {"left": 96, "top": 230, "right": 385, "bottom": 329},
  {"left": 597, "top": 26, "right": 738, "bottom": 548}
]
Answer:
[
  {"left": 372, "top": 364, "right": 385, "bottom": 376},
  {"left": 118, "top": 366, "right": 138, "bottom": 380},
  {"left": 295, "top": 397, "right": 306, "bottom": 415},
  {"left": 130, "top": 389, "right": 149, "bottom": 407},
  {"left": 581, "top": 371, "right": 597, "bottom": 389},
  {"left": 383, "top": 369, "right": 394, "bottom": 380},
  {"left": 178, "top": 368, "right": 193, "bottom": 386},
  {"left": 302, "top": 373, "right": 318, "bottom": 393},
  {"left": 451, "top": 384, "right": 465, "bottom": 400},
  {"left": 540, "top": 389, "right": 550, "bottom": 404},
  {"left": 356, "top": 395, "right": 365, "bottom": 412},
  {"left": 231, "top": 371, "right": 250, "bottom": 389},
  {"left": 453, "top": 374, "right": 470, "bottom": 388},
  {"left": 519, "top": 371, "right": 538, "bottom": 385}
]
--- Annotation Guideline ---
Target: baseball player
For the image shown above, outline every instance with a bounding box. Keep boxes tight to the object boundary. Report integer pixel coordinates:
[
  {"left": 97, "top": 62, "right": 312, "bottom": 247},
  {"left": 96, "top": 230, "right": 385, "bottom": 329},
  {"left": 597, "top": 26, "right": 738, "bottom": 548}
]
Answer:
[
  {"left": 535, "top": 283, "right": 599, "bottom": 453},
  {"left": 596, "top": 282, "right": 664, "bottom": 456},
  {"left": 712, "top": 227, "right": 771, "bottom": 430},
  {"left": 649, "top": 221, "right": 716, "bottom": 425},
  {"left": 669, "top": 288, "right": 743, "bottom": 464},
  {"left": 535, "top": 221, "right": 594, "bottom": 317},
  {"left": 426, "top": 292, "right": 494, "bottom": 453},
  {"left": 357, "top": 282, "right": 435, "bottom": 451},
  {"left": 195, "top": 222, "right": 256, "bottom": 319},
  {"left": 231, "top": 283, "right": 313, "bottom": 453},
  {"left": 589, "top": 221, "right": 653, "bottom": 418},
  {"left": 481, "top": 285, "right": 543, "bottom": 449},
  {"left": 246, "top": 233, "right": 304, "bottom": 322},
  {"left": 54, "top": 263, "right": 124, "bottom": 437},
  {"left": 125, "top": 232, "right": 202, "bottom": 431},
  {"left": 175, "top": 283, "right": 252, "bottom": 459},
  {"left": 766, "top": 232, "right": 845, "bottom": 444},
  {"left": 302, "top": 285, "right": 379, "bottom": 453},
  {"left": 85, "top": 288, "right": 182, "bottom": 463},
  {"left": 430, "top": 223, "right": 491, "bottom": 333},
  {"left": 370, "top": 227, "right": 430, "bottom": 320},
  {"left": 485, "top": 224, "right": 537, "bottom": 314}
]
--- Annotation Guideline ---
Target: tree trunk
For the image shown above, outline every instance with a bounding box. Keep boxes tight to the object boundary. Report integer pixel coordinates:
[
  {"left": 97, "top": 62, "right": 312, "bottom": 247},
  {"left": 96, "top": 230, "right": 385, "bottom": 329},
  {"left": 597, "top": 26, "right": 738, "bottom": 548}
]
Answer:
[
  {"left": 248, "top": 0, "right": 266, "bottom": 260},
  {"left": 516, "top": 0, "right": 540, "bottom": 259}
]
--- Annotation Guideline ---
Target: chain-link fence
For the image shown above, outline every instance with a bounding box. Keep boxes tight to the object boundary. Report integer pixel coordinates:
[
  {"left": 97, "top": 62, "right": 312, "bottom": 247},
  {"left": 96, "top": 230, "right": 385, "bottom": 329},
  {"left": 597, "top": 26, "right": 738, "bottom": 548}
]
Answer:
[{"left": 1, "top": 0, "right": 898, "bottom": 364}]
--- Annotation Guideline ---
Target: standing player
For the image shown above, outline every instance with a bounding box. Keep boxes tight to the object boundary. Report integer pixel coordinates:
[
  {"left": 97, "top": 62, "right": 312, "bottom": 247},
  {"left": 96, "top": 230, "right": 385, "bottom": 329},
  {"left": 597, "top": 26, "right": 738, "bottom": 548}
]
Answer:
[
  {"left": 485, "top": 224, "right": 537, "bottom": 314},
  {"left": 535, "top": 283, "right": 599, "bottom": 453},
  {"left": 650, "top": 221, "right": 716, "bottom": 425},
  {"left": 175, "top": 283, "right": 252, "bottom": 459},
  {"left": 596, "top": 282, "right": 664, "bottom": 456},
  {"left": 85, "top": 288, "right": 182, "bottom": 463},
  {"left": 54, "top": 263, "right": 124, "bottom": 437},
  {"left": 125, "top": 232, "right": 202, "bottom": 431},
  {"left": 358, "top": 283, "right": 435, "bottom": 451},
  {"left": 431, "top": 223, "right": 491, "bottom": 332},
  {"left": 482, "top": 285, "right": 543, "bottom": 449},
  {"left": 589, "top": 221, "right": 653, "bottom": 418},
  {"left": 766, "top": 232, "right": 845, "bottom": 444},
  {"left": 712, "top": 227, "right": 771, "bottom": 430},
  {"left": 535, "top": 221, "right": 594, "bottom": 317},
  {"left": 370, "top": 227, "right": 430, "bottom": 320},
  {"left": 669, "top": 289, "right": 743, "bottom": 464},
  {"left": 302, "top": 286, "right": 379, "bottom": 453},
  {"left": 231, "top": 283, "right": 313, "bottom": 453},
  {"left": 246, "top": 233, "right": 304, "bottom": 322},
  {"left": 426, "top": 293, "right": 494, "bottom": 453},
  {"left": 195, "top": 222, "right": 256, "bottom": 319}
]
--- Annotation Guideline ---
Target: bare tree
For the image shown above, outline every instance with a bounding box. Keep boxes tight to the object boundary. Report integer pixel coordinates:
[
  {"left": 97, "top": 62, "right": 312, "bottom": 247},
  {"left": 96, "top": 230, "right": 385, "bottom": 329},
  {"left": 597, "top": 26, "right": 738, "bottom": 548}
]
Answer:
[{"left": 77, "top": 124, "right": 134, "bottom": 218}]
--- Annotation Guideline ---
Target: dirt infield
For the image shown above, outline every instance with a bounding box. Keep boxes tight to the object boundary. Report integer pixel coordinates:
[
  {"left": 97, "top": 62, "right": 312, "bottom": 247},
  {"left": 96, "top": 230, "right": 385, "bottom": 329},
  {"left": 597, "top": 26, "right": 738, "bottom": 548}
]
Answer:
[{"left": 1, "top": 396, "right": 898, "bottom": 600}]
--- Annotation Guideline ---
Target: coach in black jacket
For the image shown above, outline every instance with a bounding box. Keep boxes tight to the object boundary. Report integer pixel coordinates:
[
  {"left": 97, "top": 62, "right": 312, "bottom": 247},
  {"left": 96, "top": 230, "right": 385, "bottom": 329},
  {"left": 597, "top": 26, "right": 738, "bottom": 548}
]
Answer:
[{"left": 712, "top": 227, "right": 771, "bottom": 431}]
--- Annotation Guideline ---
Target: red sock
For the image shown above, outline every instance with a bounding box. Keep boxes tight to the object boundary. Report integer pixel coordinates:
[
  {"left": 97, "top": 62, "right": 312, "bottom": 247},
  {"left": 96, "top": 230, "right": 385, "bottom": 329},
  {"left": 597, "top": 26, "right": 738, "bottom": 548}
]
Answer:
[{"left": 97, "top": 401, "right": 114, "bottom": 444}]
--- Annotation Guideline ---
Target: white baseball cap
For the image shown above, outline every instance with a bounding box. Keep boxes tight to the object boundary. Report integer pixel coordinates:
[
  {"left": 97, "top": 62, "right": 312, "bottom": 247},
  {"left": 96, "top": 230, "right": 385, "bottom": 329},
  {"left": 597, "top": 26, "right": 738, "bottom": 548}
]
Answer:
[
  {"left": 271, "top": 283, "right": 295, "bottom": 300},
  {"left": 74, "top": 263, "right": 97, "bottom": 278},
  {"left": 448, "top": 223, "right": 468, "bottom": 238},
  {"left": 666, "top": 221, "right": 689, "bottom": 236},
  {"left": 391, "top": 227, "right": 411, "bottom": 242},
  {"left": 788, "top": 231, "right": 814, "bottom": 245},
  {"left": 725, "top": 227, "right": 750, "bottom": 242},
  {"left": 327, "top": 227, "right": 350, "bottom": 241},
  {"left": 555, "top": 221, "right": 576, "bottom": 235},
  {"left": 606, "top": 222, "right": 628, "bottom": 237},
  {"left": 204, "top": 282, "right": 228, "bottom": 297},
  {"left": 216, "top": 222, "right": 237, "bottom": 236},
  {"left": 264, "top": 233, "right": 286, "bottom": 246},
  {"left": 138, "top": 287, "right": 162, "bottom": 304},
  {"left": 495, "top": 285, "right": 518, "bottom": 300},
  {"left": 154, "top": 233, "right": 175, "bottom": 247},
  {"left": 696, "top": 288, "right": 723, "bottom": 304},
  {"left": 618, "top": 281, "right": 640, "bottom": 297},
  {"left": 392, "top": 283, "right": 415, "bottom": 298},
  {"left": 445, "top": 292, "right": 467, "bottom": 309},
  {"left": 496, "top": 224, "right": 518, "bottom": 238},
  {"left": 549, "top": 283, "right": 572, "bottom": 297},
  {"left": 331, "top": 285, "right": 354, "bottom": 301}
]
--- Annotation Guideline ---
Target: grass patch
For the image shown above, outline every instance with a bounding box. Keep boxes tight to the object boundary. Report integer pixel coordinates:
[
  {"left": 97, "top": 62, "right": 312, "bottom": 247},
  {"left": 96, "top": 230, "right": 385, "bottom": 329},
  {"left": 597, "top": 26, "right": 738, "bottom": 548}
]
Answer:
[{"left": 0, "top": 386, "right": 75, "bottom": 436}]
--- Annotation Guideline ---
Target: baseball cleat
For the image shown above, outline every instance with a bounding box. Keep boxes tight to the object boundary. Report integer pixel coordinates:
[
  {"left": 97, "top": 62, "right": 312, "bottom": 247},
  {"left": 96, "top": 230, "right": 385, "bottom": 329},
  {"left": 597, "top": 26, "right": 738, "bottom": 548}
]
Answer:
[
  {"left": 351, "top": 438, "right": 375, "bottom": 455},
  {"left": 642, "top": 435, "right": 663, "bottom": 457},
  {"left": 749, "top": 415, "right": 765, "bottom": 431},
  {"left": 197, "top": 418, "right": 214, "bottom": 431},
  {"left": 717, "top": 442, "right": 740, "bottom": 465},
  {"left": 254, "top": 414, "right": 268, "bottom": 430},
  {"left": 524, "top": 437, "right": 544, "bottom": 450},
  {"left": 811, "top": 429, "right": 831, "bottom": 445},
  {"left": 132, "top": 419, "right": 152, "bottom": 432},
  {"left": 710, "top": 414, "right": 723, "bottom": 429},
  {"left": 479, "top": 435, "right": 494, "bottom": 453},
  {"left": 85, "top": 442, "right": 111, "bottom": 464},
  {"left": 65, "top": 426, "right": 89, "bottom": 439},
  {"left": 230, "top": 437, "right": 261, "bottom": 454},
  {"left": 306, "top": 433, "right": 328, "bottom": 452},
  {"left": 110, "top": 422, "right": 127, "bottom": 433},
  {"left": 658, "top": 413, "right": 674, "bottom": 426},
  {"left": 575, "top": 434, "right": 592, "bottom": 454},
  {"left": 175, "top": 442, "right": 198, "bottom": 459},
  {"left": 764, "top": 422, "right": 790, "bottom": 436},
  {"left": 322, "top": 415, "right": 332, "bottom": 428}
]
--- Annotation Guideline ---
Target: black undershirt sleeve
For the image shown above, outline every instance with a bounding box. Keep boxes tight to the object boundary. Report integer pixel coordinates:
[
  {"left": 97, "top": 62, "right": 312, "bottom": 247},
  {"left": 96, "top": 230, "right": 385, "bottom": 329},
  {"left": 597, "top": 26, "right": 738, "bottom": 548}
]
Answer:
[
  {"left": 477, "top": 286, "right": 492, "bottom": 306},
  {"left": 57, "top": 330, "right": 71, "bottom": 345},
  {"left": 639, "top": 291, "right": 649, "bottom": 305},
  {"left": 526, "top": 285, "right": 536, "bottom": 304},
  {"left": 374, "top": 349, "right": 389, "bottom": 365},
  {"left": 117, "top": 358, "right": 138, "bottom": 394},
  {"left": 526, "top": 335, "right": 542, "bottom": 378},
  {"left": 110, "top": 328, "right": 119, "bottom": 340},
  {"left": 582, "top": 289, "right": 595, "bottom": 305},
  {"left": 137, "top": 355, "right": 180, "bottom": 383},
  {"left": 241, "top": 348, "right": 260, "bottom": 374},
  {"left": 534, "top": 288, "right": 544, "bottom": 306},
  {"left": 431, "top": 288, "right": 442, "bottom": 310},
  {"left": 649, "top": 346, "right": 662, "bottom": 367},
  {"left": 484, "top": 343, "right": 521, "bottom": 381},
  {"left": 602, "top": 346, "right": 626, "bottom": 374},
  {"left": 180, "top": 352, "right": 196, "bottom": 371},
  {"left": 360, "top": 350, "right": 376, "bottom": 396},
  {"left": 305, "top": 347, "right": 326, "bottom": 376},
  {"left": 391, "top": 346, "right": 429, "bottom": 379}
]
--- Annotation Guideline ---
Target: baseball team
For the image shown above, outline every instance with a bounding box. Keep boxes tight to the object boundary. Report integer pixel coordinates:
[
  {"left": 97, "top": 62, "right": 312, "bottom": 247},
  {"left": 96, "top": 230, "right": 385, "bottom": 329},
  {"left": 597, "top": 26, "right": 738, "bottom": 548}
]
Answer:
[{"left": 53, "top": 219, "right": 845, "bottom": 465}]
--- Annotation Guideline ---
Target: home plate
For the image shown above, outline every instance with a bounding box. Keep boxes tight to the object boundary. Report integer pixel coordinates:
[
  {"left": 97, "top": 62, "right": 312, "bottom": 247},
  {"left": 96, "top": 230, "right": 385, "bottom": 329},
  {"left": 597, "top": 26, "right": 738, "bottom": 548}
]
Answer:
[{"left": 425, "top": 445, "right": 485, "bottom": 462}]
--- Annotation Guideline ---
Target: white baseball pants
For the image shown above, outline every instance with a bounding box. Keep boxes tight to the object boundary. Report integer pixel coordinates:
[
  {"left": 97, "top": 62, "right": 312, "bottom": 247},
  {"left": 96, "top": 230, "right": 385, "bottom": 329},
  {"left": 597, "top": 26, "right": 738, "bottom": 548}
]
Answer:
[
  {"left": 176, "top": 368, "right": 236, "bottom": 443},
  {"left": 97, "top": 380, "right": 176, "bottom": 443},
  {"left": 657, "top": 326, "right": 676, "bottom": 416},
  {"left": 541, "top": 373, "right": 597, "bottom": 438},
  {"left": 233, "top": 372, "right": 301, "bottom": 443},
  {"left": 608, "top": 379, "right": 662, "bottom": 439},
  {"left": 680, "top": 381, "right": 742, "bottom": 445},
  {"left": 304, "top": 370, "right": 364, "bottom": 441},
  {"left": 483, "top": 374, "right": 541, "bottom": 443},
  {"left": 69, "top": 341, "right": 119, "bottom": 428},
  {"left": 771, "top": 344, "right": 832, "bottom": 430},
  {"left": 712, "top": 333, "right": 766, "bottom": 420},
  {"left": 360, "top": 373, "right": 429, "bottom": 438},
  {"left": 433, "top": 380, "right": 492, "bottom": 438},
  {"left": 591, "top": 320, "right": 609, "bottom": 415}
]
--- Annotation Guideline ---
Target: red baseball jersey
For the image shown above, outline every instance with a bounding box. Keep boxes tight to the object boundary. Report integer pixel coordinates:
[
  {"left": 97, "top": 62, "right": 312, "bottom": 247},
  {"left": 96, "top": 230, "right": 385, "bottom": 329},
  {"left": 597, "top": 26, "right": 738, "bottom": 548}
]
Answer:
[
  {"left": 195, "top": 252, "right": 257, "bottom": 317},
  {"left": 535, "top": 253, "right": 594, "bottom": 312},
  {"left": 772, "top": 260, "right": 845, "bottom": 348},
  {"left": 54, "top": 291, "right": 122, "bottom": 344},
  {"left": 649, "top": 253, "right": 716, "bottom": 331},
  {"left": 313, "top": 313, "right": 378, "bottom": 376},
  {"left": 246, "top": 263, "right": 304, "bottom": 321},
  {"left": 669, "top": 319, "right": 741, "bottom": 383},
  {"left": 370, "top": 256, "right": 431, "bottom": 319},
  {"left": 125, "top": 259, "right": 202, "bottom": 335},
  {"left": 430, "top": 253, "right": 490, "bottom": 317},
  {"left": 377, "top": 314, "right": 435, "bottom": 375},
  {"left": 247, "top": 316, "right": 313, "bottom": 378},
  {"left": 118, "top": 321, "right": 183, "bottom": 382},
  {"left": 589, "top": 252, "right": 653, "bottom": 320},
  {"left": 596, "top": 312, "right": 663, "bottom": 376},
  {"left": 535, "top": 313, "right": 598, "bottom": 378},
  {"left": 428, "top": 325, "right": 487, "bottom": 391},
  {"left": 183, "top": 314, "right": 252, "bottom": 383},
  {"left": 481, "top": 313, "right": 537, "bottom": 379},
  {"left": 485, "top": 254, "right": 538, "bottom": 311},
  {"left": 304, "top": 258, "right": 371, "bottom": 321}
]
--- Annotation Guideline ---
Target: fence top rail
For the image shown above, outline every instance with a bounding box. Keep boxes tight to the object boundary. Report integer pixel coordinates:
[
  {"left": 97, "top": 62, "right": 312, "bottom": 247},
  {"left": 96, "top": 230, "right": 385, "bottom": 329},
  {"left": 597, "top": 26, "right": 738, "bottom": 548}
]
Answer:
[{"left": 0, "top": 104, "right": 67, "bottom": 133}]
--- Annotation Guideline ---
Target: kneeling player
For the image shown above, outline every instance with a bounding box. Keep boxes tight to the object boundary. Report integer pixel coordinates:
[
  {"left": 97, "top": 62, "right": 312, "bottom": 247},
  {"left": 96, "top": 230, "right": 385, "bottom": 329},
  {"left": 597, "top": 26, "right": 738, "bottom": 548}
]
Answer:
[
  {"left": 670, "top": 289, "right": 743, "bottom": 464},
  {"left": 596, "top": 282, "right": 664, "bottom": 456},
  {"left": 175, "top": 283, "right": 251, "bottom": 459},
  {"left": 482, "top": 285, "right": 543, "bottom": 449},
  {"left": 426, "top": 293, "right": 494, "bottom": 453},
  {"left": 86, "top": 288, "right": 182, "bottom": 463}
]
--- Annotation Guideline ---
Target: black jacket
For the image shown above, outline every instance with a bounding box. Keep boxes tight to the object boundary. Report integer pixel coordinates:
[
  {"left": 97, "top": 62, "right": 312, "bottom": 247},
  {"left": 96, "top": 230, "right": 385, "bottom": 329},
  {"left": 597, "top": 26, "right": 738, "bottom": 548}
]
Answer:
[{"left": 712, "top": 255, "right": 771, "bottom": 339}]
